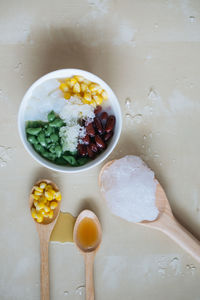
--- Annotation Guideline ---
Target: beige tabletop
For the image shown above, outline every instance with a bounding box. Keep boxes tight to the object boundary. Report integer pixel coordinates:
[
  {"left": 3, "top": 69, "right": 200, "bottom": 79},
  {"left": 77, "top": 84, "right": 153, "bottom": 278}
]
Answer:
[{"left": 1, "top": 0, "right": 200, "bottom": 299}]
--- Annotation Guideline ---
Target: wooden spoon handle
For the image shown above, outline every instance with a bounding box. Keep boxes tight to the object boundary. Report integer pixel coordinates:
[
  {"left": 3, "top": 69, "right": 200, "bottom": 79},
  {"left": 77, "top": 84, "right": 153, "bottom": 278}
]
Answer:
[
  {"left": 40, "top": 239, "right": 50, "bottom": 300},
  {"left": 160, "top": 213, "right": 200, "bottom": 263},
  {"left": 84, "top": 253, "right": 95, "bottom": 300}
]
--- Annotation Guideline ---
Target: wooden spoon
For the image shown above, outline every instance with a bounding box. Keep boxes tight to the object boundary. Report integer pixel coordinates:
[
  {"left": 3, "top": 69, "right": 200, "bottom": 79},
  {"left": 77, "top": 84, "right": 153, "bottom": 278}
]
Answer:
[
  {"left": 99, "top": 160, "right": 200, "bottom": 263},
  {"left": 29, "top": 179, "right": 61, "bottom": 300},
  {"left": 73, "top": 210, "right": 102, "bottom": 300}
]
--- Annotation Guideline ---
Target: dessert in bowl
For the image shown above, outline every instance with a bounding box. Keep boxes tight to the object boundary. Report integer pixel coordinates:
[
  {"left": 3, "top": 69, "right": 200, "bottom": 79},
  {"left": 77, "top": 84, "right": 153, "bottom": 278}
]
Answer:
[{"left": 18, "top": 69, "right": 122, "bottom": 172}]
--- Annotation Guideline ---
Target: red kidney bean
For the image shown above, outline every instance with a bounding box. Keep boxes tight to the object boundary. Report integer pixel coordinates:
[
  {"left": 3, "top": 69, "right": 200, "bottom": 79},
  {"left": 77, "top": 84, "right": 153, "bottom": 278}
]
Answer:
[
  {"left": 81, "top": 134, "right": 90, "bottom": 145},
  {"left": 78, "top": 144, "right": 87, "bottom": 157},
  {"left": 94, "top": 117, "right": 103, "bottom": 134},
  {"left": 94, "top": 105, "right": 102, "bottom": 115},
  {"left": 90, "top": 143, "right": 98, "bottom": 153},
  {"left": 100, "top": 111, "right": 108, "bottom": 120},
  {"left": 86, "top": 122, "right": 95, "bottom": 137},
  {"left": 87, "top": 146, "right": 95, "bottom": 158},
  {"left": 104, "top": 131, "right": 113, "bottom": 142},
  {"left": 95, "top": 135, "right": 105, "bottom": 149},
  {"left": 105, "top": 115, "right": 116, "bottom": 133}
]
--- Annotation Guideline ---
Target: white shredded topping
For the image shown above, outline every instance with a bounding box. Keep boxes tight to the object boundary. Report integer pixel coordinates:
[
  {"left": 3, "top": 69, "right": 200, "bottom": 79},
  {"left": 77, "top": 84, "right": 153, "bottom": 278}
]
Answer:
[
  {"left": 59, "top": 96, "right": 95, "bottom": 126},
  {"left": 59, "top": 125, "right": 85, "bottom": 153}
]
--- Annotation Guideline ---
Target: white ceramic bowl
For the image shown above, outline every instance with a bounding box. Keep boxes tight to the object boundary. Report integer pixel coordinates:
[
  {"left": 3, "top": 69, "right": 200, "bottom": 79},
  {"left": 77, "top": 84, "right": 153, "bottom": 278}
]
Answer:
[{"left": 18, "top": 69, "right": 122, "bottom": 173}]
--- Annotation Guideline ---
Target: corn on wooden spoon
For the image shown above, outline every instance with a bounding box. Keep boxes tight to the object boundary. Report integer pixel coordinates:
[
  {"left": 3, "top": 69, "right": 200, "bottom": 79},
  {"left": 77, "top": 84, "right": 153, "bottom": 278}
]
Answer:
[
  {"left": 29, "top": 179, "right": 61, "bottom": 300},
  {"left": 73, "top": 210, "right": 102, "bottom": 300},
  {"left": 99, "top": 160, "right": 200, "bottom": 263}
]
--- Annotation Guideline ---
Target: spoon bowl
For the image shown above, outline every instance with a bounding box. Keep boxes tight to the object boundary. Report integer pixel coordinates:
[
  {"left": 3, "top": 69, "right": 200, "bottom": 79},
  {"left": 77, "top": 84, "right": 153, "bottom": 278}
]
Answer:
[
  {"left": 30, "top": 179, "right": 61, "bottom": 300},
  {"left": 73, "top": 210, "right": 102, "bottom": 300},
  {"left": 100, "top": 160, "right": 200, "bottom": 263}
]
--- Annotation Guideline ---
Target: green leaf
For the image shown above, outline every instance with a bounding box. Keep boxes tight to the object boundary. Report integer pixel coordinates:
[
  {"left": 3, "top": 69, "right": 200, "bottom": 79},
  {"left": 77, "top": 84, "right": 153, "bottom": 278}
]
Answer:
[
  {"left": 63, "top": 155, "right": 78, "bottom": 166},
  {"left": 77, "top": 157, "right": 90, "bottom": 166}
]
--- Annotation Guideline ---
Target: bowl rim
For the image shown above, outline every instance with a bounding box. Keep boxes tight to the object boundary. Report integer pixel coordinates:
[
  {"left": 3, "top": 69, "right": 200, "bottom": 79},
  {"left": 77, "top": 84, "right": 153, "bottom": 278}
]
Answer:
[{"left": 18, "top": 68, "right": 122, "bottom": 173}]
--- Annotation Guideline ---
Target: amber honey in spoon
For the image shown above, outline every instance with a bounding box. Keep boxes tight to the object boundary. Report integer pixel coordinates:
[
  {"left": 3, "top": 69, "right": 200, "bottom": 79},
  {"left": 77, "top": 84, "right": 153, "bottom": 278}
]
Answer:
[
  {"left": 29, "top": 179, "right": 61, "bottom": 300},
  {"left": 100, "top": 159, "right": 200, "bottom": 263},
  {"left": 73, "top": 210, "right": 102, "bottom": 300}
]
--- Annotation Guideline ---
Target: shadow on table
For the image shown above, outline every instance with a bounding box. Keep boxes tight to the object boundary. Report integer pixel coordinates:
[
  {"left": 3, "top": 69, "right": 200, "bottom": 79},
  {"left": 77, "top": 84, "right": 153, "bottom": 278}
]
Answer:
[{"left": 25, "top": 25, "right": 114, "bottom": 84}]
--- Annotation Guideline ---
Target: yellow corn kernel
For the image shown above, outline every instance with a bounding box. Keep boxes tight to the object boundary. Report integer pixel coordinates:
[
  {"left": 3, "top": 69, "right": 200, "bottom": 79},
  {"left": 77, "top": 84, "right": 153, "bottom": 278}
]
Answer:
[
  {"left": 34, "top": 186, "right": 43, "bottom": 193},
  {"left": 55, "top": 191, "right": 62, "bottom": 201},
  {"left": 59, "top": 83, "right": 69, "bottom": 92},
  {"left": 31, "top": 207, "right": 37, "bottom": 219},
  {"left": 64, "top": 92, "right": 72, "bottom": 100},
  {"left": 73, "top": 82, "right": 81, "bottom": 93},
  {"left": 39, "top": 182, "right": 47, "bottom": 189},
  {"left": 45, "top": 184, "right": 52, "bottom": 191},
  {"left": 101, "top": 90, "right": 108, "bottom": 100},
  {"left": 96, "top": 87, "right": 103, "bottom": 94},
  {"left": 90, "top": 100, "right": 97, "bottom": 107},
  {"left": 82, "top": 99, "right": 90, "bottom": 105},
  {"left": 48, "top": 210, "right": 54, "bottom": 219},
  {"left": 44, "top": 205, "right": 50, "bottom": 213},
  {"left": 45, "top": 191, "right": 54, "bottom": 201},
  {"left": 66, "top": 77, "right": 77, "bottom": 88},
  {"left": 80, "top": 83, "right": 88, "bottom": 92},
  {"left": 89, "top": 83, "right": 100, "bottom": 92},
  {"left": 83, "top": 79, "right": 91, "bottom": 85},
  {"left": 34, "top": 190, "right": 43, "bottom": 196},
  {"left": 50, "top": 188, "right": 56, "bottom": 196},
  {"left": 50, "top": 201, "right": 58, "bottom": 210},
  {"left": 93, "top": 95, "right": 103, "bottom": 105},
  {"left": 33, "top": 200, "right": 38, "bottom": 207},
  {"left": 32, "top": 194, "right": 40, "bottom": 200},
  {"left": 74, "top": 75, "right": 84, "bottom": 82},
  {"left": 84, "top": 92, "right": 92, "bottom": 102},
  {"left": 36, "top": 202, "right": 45, "bottom": 211},
  {"left": 40, "top": 209, "right": 46, "bottom": 216},
  {"left": 36, "top": 213, "right": 44, "bottom": 223}
]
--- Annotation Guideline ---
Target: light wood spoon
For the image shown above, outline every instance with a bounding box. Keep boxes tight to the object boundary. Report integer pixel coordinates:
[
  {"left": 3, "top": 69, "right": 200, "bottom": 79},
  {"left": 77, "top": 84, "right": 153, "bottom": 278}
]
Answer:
[
  {"left": 29, "top": 179, "right": 61, "bottom": 300},
  {"left": 73, "top": 210, "right": 102, "bottom": 300},
  {"left": 99, "top": 160, "right": 200, "bottom": 263}
]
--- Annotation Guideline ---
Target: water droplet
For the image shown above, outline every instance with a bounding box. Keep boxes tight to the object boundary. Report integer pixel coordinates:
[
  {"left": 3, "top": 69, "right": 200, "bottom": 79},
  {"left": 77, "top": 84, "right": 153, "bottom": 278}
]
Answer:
[
  {"left": 154, "top": 23, "right": 159, "bottom": 29},
  {"left": 64, "top": 291, "right": 69, "bottom": 296},
  {"left": 75, "top": 286, "right": 85, "bottom": 296},
  {"left": 153, "top": 154, "right": 159, "bottom": 159},
  {"left": 149, "top": 132, "right": 152, "bottom": 138},
  {"left": 159, "top": 162, "right": 162, "bottom": 166},
  {"left": 0, "top": 145, "right": 15, "bottom": 167},
  {"left": 125, "top": 113, "right": 143, "bottom": 124},
  {"left": 133, "top": 114, "right": 143, "bottom": 124},
  {"left": 0, "top": 160, "right": 6, "bottom": 167},
  {"left": 125, "top": 113, "right": 132, "bottom": 119},
  {"left": 143, "top": 135, "right": 147, "bottom": 140},
  {"left": 125, "top": 97, "right": 132, "bottom": 109},
  {"left": 142, "top": 145, "right": 145, "bottom": 149},
  {"left": 158, "top": 267, "right": 166, "bottom": 277},
  {"left": 186, "top": 264, "right": 196, "bottom": 275},
  {"left": 148, "top": 87, "right": 159, "bottom": 102},
  {"left": 172, "top": 159, "right": 176, "bottom": 163},
  {"left": 189, "top": 16, "right": 195, "bottom": 23},
  {"left": 14, "top": 62, "right": 22, "bottom": 72}
]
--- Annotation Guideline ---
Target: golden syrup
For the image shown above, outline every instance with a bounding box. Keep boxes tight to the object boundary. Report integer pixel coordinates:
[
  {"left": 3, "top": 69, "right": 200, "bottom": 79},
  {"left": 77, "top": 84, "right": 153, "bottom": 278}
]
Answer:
[
  {"left": 76, "top": 217, "right": 99, "bottom": 250},
  {"left": 50, "top": 212, "right": 76, "bottom": 243}
]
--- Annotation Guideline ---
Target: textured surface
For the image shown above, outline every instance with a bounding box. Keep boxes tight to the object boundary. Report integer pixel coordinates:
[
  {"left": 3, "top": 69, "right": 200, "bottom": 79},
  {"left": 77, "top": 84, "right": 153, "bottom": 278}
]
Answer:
[{"left": 0, "top": 0, "right": 200, "bottom": 299}]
